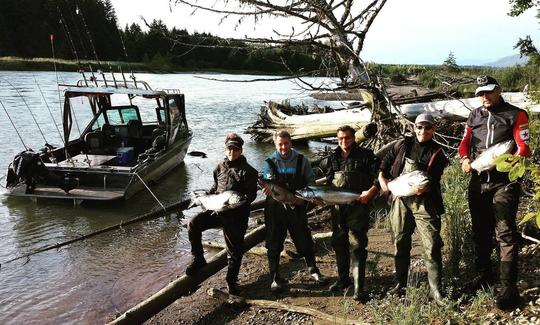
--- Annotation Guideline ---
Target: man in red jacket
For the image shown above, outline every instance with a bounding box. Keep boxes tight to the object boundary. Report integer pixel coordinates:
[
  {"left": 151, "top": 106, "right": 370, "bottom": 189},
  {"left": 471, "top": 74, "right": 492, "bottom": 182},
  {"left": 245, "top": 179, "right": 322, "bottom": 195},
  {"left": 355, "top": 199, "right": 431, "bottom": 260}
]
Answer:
[{"left": 459, "top": 75, "right": 530, "bottom": 310}]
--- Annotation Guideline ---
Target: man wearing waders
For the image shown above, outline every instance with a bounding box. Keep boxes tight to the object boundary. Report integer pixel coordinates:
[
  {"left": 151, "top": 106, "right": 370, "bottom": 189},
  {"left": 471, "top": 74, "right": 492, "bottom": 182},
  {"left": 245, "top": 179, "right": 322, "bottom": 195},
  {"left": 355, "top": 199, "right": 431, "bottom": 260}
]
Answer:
[
  {"left": 459, "top": 76, "right": 530, "bottom": 310},
  {"left": 185, "top": 133, "right": 258, "bottom": 295},
  {"left": 261, "top": 130, "right": 328, "bottom": 292},
  {"left": 320, "top": 125, "right": 380, "bottom": 302},
  {"left": 379, "top": 113, "right": 449, "bottom": 306}
]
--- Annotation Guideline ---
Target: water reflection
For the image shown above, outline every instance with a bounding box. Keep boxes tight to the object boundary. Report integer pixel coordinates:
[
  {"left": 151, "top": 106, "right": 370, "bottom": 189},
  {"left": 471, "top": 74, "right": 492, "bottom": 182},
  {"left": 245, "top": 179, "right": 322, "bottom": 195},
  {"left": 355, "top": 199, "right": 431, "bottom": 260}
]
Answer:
[{"left": 0, "top": 71, "right": 334, "bottom": 324}]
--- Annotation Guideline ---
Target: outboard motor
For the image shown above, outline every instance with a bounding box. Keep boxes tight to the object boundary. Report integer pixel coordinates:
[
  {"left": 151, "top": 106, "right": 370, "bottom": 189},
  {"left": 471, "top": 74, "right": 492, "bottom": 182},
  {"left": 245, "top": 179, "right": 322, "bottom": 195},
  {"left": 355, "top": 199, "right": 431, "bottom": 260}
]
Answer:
[{"left": 6, "top": 150, "right": 77, "bottom": 194}]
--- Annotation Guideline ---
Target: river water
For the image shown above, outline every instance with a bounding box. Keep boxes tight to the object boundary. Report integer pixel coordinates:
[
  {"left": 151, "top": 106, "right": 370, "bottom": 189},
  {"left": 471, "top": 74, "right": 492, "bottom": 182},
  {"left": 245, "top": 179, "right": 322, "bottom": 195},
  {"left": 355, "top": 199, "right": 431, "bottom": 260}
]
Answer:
[{"left": 0, "top": 71, "right": 339, "bottom": 324}]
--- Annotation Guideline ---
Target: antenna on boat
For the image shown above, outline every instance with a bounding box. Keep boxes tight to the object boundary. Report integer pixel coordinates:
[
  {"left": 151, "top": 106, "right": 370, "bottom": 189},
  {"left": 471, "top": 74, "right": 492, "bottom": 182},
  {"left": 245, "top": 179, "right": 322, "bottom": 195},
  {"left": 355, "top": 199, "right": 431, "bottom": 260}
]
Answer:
[
  {"left": 32, "top": 75, "right": 65, "bottom": 146},
  {"left": 0, "top": 99, "right": 28, "bottom": 150},
  {"left": 1, "top": 79, "right": 48, "bottom": 145}
]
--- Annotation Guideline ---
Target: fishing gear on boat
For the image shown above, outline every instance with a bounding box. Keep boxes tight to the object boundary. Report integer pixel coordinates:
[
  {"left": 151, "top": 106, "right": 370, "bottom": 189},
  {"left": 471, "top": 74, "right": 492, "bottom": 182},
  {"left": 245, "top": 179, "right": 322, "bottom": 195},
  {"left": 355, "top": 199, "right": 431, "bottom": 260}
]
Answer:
[
  {"left": 133, "top": 171, "right": 166, "bottom": 211},
  {"left": 75, "top": 2, "right": 102, "bottom": 68},
  {"left": 56, "top": 4, "right": 80, "bottom": 67},
  {"left": 0, "top": 79, "right": 48, "bottom": 145},
  {"left": 32, "top": 75, "right": 64, "bottom": 146},
  {"left": 0, "top": 99, "right": 28, "bottom": 150}
]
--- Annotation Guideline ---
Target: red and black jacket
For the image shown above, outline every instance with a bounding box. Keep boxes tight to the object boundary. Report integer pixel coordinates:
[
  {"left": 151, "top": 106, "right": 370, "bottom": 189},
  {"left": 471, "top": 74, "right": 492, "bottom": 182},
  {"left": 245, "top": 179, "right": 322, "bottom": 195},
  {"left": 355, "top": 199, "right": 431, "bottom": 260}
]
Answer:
[{"left": 459, "top": 101, "right": 530, "bottom": 160}]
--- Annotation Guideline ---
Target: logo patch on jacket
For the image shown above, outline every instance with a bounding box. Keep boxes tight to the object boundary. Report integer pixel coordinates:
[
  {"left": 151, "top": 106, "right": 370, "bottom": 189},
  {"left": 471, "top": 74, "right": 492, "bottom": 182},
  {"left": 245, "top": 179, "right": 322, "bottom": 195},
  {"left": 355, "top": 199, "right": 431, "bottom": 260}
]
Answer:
[{"left": 519, "top": 124, "right": 529, "bottom": 144}]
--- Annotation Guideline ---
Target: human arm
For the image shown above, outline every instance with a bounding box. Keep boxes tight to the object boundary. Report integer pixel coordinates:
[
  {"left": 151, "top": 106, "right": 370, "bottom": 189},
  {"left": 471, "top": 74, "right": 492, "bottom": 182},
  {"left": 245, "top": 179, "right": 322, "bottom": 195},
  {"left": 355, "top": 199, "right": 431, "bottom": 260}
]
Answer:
[
  {"left": 378, "top": 171, "right": 389, "bottom": 193},
  {"left": 459, "top": 126, "right": 473, "bottom": 173},
  {"left": 513, "top": 110, "right": 531, "bottom": 158},
  {"left": 357, "top": 185, "right": 379, "bottom": 204},
  {"left": 208, "top": 166, "right": 219, "bottom": 194}
]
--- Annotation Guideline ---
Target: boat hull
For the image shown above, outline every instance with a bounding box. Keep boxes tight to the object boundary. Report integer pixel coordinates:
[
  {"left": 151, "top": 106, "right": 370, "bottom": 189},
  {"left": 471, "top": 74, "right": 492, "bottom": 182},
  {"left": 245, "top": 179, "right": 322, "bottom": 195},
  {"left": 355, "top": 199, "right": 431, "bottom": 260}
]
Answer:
[{"left": 4, "top": 135, "right": 192, "bottom": 202}]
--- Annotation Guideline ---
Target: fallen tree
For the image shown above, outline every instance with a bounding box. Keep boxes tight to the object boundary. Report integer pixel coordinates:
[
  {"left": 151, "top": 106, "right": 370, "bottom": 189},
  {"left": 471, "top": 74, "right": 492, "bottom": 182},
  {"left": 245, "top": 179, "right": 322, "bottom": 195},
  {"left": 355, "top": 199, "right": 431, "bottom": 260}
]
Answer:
[{"left": 107, "top": 224, "right": 267, "bottom": 325}]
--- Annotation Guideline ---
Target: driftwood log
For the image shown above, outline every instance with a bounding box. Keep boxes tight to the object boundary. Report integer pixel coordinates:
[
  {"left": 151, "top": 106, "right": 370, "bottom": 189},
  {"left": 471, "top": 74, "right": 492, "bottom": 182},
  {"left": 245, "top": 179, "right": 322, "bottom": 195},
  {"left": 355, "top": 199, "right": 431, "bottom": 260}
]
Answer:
[
  {"left": 107, "top": 224, "right": 266, "bottom": 325},
  {"left": 398, "top": 92, "right": 540, "bottom": 121},
  {"left": 246, "top": 95, "right": 373, "bottom": 143},
  {"left": 207, "top": 288, "right": 366, "bottom": 325}
]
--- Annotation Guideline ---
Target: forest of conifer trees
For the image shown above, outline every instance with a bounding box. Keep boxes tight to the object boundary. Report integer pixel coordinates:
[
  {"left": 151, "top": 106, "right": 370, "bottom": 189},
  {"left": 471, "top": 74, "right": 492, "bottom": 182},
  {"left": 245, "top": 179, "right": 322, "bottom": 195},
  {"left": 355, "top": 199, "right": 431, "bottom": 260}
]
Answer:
[{"left": 0, "top": 0, "right": 320, "bottom": 73}]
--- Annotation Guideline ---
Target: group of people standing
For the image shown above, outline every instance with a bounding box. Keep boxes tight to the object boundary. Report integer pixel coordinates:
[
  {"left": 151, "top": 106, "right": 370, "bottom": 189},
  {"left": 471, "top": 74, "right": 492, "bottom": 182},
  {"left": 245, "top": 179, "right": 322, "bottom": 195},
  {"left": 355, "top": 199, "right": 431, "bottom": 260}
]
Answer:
[{"left": 184, "top": 75, "right": 530, "bottom": 310}]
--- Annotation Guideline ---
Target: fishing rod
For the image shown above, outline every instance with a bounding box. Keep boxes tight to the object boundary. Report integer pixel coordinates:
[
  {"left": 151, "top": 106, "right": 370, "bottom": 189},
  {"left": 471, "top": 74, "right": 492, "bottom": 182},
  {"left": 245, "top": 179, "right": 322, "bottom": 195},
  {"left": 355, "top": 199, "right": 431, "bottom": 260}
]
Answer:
[
  {"left": 0, "top": 98, "right": 28, "bottom": 150},
  {"left": 0, "top": 198, "right": 266, "bottom": 269},
  {"left": 1, "top": 79, "right": 49, "bottom": 145},
  {"left": 32, "top": 75, "right": 64, "bottom": 146},
  {"left": 0, "top": 197, "right": 192, "bottom": 269},
  {"left": 56, "top": 4, "right": 81, "bottom": 67},
  {"left": 75, "top": 2, "right": 102, "bottom": 69},
  {"left": 49, "top": 33, "right": 70, "bottom": 161}
]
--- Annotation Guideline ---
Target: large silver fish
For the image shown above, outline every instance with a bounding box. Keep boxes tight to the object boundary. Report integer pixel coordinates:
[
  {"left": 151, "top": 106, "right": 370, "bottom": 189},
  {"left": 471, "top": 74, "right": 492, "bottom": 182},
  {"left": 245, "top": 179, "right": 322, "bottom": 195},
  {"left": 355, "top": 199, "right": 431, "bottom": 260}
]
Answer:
[
  {"left": 189, "top": 190, "right": 246, "bottom": 212},
  {"left": 296, "top": 185, "right": 360, "bottom": 205},
  {"left": 387, "top": 170, "right": 430, "bottom": 197},
  {"left": 260, "top": 180, "right": 298, "bottom": 204},
  {"left": 470, "top": 140, "right": 515, "bottom": 172}
]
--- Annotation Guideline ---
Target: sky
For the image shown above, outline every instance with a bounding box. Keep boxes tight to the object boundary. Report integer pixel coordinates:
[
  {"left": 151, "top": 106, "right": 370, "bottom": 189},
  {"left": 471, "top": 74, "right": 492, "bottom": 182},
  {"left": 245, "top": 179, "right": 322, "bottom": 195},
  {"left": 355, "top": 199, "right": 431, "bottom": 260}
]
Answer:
[{"left": 111, "top": 0, "right": 540, "bottom": 65}]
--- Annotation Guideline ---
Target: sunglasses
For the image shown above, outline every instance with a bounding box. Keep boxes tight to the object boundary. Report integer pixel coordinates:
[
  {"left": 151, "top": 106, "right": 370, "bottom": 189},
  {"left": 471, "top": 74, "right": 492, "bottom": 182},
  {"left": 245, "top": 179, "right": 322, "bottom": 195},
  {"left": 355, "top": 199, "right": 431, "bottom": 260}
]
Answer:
[{"left": 415, "top": 125, "right": 434, "bottom": 131}]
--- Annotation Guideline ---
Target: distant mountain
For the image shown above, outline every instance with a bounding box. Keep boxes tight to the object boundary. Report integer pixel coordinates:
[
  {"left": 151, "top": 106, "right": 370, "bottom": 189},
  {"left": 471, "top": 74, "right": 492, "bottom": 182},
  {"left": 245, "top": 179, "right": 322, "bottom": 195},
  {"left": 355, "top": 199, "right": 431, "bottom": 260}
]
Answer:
[{"left": 483, "top": 54, "right": 529, "bottom": 67}]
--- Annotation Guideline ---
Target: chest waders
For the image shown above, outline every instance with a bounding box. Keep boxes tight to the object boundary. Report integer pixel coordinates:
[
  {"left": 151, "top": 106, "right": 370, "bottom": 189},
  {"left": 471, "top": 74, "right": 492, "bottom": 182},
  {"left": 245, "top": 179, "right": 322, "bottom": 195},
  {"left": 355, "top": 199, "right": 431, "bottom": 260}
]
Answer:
[
  {"left": 388, "top": 152, "right": 445, "bottom": 306},
  {"left": 264, "top": 155, "right": 326, "bottom": 292}
]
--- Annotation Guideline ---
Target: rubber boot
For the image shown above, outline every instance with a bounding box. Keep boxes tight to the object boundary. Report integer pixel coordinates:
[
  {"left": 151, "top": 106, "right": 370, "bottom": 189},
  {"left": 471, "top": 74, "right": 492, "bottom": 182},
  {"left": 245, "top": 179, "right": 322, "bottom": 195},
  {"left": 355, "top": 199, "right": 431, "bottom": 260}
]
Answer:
[
  {"left": 465, "top": 257, "right": 494, "bottom": 294},
  {"left": 351, "top": 256, "right": 368, "bottom": 303},
  {"left": 496, "top": 261, "right": 520, "bottom": 310},
  {"left": 308, "top": 266, "right": 329, "bottom": 285},
  {"left": 268, "top": 256, "right": 284, "bottom": 293},
  {"left": 387, "top": 256, "right": 409, "bottom": 296},
  {"left": 329, "top": 249, "right": 352, "bottom": 292},
  {"left": 185, "top": 255, "right": 207, "bottom": 276},
  {"left": 226, "top": 257, "right": 241, "bottom": 295},
  {"left": 427, "top": 261, "right": 446, "bottom": 307}
]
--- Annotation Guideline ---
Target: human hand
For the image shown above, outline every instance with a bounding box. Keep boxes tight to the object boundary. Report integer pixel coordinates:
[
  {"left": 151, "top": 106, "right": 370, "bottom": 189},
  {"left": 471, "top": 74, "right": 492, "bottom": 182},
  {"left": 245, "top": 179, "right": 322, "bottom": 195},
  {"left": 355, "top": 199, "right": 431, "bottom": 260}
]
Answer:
[
  {"left": 258, "top": 179, "right": 272, "bottom": 196},
  {"left": 379, "top": 177, "right": 389, "bottom": 193},
  {"left": 293, "top": 196, "right": 306, "bottom": 206},
  {"left": 461, "top": 158, "right": 472, "bottom": 173},
  {"left": 312, "top": 197, "right": 326, "bottom": 206},
  {"left": 414, "top": 186, "right": 427, "bottom": 196}
]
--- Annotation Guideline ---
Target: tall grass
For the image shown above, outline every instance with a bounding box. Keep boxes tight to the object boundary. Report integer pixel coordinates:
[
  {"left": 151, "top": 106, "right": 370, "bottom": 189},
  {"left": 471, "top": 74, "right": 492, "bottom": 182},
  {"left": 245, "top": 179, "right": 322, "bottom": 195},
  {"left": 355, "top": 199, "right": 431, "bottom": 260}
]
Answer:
[{"left": 440, "top": 160, "right": 475, "bottom": 278}]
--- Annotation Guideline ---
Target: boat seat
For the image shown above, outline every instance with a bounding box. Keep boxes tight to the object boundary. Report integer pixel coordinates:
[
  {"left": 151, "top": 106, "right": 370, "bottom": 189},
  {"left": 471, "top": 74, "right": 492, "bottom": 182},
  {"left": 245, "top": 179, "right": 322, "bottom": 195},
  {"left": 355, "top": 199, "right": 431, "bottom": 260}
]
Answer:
[
  {"left": 127, "top": 120, "right": 142, "bottom": 138},
  {"left": 84, "top": 131, "right": 104, "bottom": 154},
  {"left": 101, "top": 123, "right": 120, "bottom": 153}
]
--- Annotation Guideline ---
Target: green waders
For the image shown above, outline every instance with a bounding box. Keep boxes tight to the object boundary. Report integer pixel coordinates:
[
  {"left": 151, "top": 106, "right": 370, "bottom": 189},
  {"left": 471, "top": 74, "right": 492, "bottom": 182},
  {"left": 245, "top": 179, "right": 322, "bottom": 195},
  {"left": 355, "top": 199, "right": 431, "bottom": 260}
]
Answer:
[{"left": 390, "top": 158, "right": 445, "bottom": 305}]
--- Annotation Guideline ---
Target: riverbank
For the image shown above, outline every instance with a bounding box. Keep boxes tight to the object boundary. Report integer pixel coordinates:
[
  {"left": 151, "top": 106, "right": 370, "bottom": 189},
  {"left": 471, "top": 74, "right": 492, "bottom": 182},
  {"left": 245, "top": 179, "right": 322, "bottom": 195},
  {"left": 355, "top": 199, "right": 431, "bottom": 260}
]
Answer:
[
  {"left": 144, "top": 224, "right": 540, "bottom": 324},
  {"left": 0, "top": 56, "right": 290, "bottom": 75}
]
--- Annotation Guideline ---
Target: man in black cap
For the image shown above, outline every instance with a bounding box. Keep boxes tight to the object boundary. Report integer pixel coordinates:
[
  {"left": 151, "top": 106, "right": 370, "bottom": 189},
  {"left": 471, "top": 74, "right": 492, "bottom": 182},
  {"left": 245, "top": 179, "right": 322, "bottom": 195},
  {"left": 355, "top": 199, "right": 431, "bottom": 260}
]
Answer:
[
  {"left": 185, "top": 133, "right": 258, "bottom": 295},
  {"left": 379, "top": 113, "right": 449, "bottom": 306},
  {"left": 459, "top": 76, "right": 530, "bottom": 310}
]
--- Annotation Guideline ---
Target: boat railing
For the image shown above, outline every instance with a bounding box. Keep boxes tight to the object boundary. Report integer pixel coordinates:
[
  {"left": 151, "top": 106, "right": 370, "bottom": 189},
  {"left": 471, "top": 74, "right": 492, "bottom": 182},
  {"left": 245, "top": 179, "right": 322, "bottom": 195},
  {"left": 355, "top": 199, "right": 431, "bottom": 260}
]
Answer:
[{"left": 76, "top": 79, "right": 153, "bottom": 90}]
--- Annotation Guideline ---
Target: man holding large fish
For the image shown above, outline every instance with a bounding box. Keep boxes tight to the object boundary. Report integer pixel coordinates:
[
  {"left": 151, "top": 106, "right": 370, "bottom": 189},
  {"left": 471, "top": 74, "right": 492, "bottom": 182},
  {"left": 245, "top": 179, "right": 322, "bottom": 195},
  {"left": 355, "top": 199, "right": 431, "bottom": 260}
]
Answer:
[
  {"left": 379, "top": 113, "right": 449, "bottom": 306},
  {"left": 261, "top": 130, "right": 328, "bottom": 292},
  {"left": 319, "top": 125, "right": 380, "bottom": 302},
  {"left": 185, "top": 133, "right": 258, "bottom": 295},
  {"left": 459, "top": 76, "right": 530, "bottom": 310}
]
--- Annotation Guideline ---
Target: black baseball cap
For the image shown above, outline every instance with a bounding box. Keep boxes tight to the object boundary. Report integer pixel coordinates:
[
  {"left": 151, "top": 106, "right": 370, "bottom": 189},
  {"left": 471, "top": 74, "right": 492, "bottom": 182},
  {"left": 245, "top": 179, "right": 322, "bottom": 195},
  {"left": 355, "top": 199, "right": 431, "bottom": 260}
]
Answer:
[{"left": 475, "top": 75, "right": 500, "bottom": 95}]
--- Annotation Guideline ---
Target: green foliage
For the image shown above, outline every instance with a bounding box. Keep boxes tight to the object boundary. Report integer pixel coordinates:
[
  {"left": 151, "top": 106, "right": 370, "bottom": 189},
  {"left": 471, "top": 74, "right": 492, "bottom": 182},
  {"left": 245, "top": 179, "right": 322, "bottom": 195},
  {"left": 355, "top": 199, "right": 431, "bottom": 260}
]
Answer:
[
  {"left": 367, "top": 285, "right": 465, "bottom": 324},
  {"left": 442, "top": 51, "right": 460, "bottom": 72},
  {"left": 441, "top": 160, "right": 474, "bottom": 276}
]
